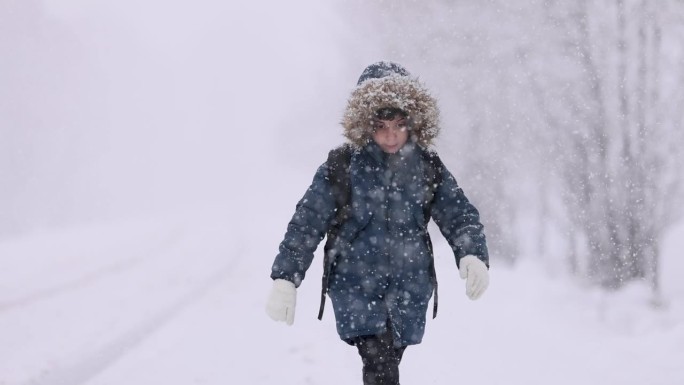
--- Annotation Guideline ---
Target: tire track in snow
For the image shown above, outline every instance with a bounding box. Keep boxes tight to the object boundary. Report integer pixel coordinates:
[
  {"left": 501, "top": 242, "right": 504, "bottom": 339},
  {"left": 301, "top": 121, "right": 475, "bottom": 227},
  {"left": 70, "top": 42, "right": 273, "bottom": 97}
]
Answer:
[
  {"left": 22, "top": 242, "right": 244, "bottom": 385},
  {"left": 0, "top": 228, "right": 184, "bottom": 313}
]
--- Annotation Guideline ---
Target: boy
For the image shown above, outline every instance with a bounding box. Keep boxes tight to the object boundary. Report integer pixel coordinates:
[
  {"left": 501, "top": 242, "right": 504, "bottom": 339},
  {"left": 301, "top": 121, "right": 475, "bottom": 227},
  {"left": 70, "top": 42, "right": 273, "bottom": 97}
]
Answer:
[{"left": 267, "top": 61, "right": 489, "bottom": 385}]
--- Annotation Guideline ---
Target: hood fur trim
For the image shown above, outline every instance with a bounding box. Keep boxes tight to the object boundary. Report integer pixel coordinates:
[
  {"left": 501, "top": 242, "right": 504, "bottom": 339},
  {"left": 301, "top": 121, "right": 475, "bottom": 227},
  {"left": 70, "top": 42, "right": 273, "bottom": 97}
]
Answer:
[{"left": 341, "top": 75, "right": 440, "bottom": 148}]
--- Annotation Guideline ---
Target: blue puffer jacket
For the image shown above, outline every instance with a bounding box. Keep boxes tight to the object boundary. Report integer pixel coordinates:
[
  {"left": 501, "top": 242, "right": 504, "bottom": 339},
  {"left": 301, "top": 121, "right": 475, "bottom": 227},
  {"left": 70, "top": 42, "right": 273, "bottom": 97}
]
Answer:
[{"left": 271, "top": 140, "right": 488, "bottom": 347}]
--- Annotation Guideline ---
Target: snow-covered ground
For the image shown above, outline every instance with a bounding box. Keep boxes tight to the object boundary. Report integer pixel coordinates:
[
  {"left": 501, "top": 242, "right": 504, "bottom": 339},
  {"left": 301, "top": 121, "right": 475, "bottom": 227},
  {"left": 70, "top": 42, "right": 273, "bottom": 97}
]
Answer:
[{"left": 1, "top": 184, "right": 683, "bottom": 385}]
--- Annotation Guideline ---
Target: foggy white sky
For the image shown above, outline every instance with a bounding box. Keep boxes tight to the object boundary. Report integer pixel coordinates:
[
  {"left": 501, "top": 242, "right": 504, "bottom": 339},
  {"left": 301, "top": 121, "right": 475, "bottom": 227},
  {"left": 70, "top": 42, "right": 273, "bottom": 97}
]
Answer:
[{"left": 1, "top": 1, "right": 363, "bottom": 236}]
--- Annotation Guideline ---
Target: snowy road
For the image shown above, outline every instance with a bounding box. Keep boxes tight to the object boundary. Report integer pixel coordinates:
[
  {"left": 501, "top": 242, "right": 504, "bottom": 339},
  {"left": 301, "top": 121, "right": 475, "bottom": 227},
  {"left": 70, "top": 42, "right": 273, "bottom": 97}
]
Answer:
[
  {"left": 0, "top": 209, "right": 246, "bottom": 384},
  {"left": 1, "top": 203, "right": 683, "bottom": 385}
]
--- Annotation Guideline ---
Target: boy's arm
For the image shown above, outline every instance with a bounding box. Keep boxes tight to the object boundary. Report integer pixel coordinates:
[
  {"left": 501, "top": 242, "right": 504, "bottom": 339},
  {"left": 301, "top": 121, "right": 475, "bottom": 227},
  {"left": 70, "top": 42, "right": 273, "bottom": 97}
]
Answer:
[
  {"left": 270, "top": 164, "right": 336, "bottom": 287},
  {"left": 429, "top": 166, "right": 489, "bottom": 269}
]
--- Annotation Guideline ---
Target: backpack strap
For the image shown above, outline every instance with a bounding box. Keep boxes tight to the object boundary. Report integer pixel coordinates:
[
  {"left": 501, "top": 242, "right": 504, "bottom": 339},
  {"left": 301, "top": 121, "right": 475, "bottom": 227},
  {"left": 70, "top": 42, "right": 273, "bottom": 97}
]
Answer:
[
  {"left": 418, "top": 148, "right": 445, "bottom": 214},
  {"left": 318, "top": 144, "right": 353, "bottom": 320},
  {"left": 417, "top": 148, "right": 445, "bottom": 319}
]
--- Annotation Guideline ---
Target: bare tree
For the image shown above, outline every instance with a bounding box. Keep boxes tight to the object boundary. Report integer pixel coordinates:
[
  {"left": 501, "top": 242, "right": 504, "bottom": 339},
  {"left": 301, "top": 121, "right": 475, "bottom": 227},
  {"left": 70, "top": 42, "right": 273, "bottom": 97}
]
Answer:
[{"left": 538, "top": 0, "right": 684, "bottom": 293}]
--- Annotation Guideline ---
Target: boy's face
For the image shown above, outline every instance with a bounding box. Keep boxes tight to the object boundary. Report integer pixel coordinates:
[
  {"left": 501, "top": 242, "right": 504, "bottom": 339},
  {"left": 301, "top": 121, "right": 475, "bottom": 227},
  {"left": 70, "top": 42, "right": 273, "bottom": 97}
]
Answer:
[{"left": 372, "top": 115, "right": 409, "bottom": 154}]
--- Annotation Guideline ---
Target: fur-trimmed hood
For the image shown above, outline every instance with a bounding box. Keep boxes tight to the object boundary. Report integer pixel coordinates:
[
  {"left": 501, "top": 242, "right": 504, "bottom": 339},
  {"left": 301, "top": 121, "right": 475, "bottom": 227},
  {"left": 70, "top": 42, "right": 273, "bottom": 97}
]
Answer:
[{"left": 342, "top": 62, "right": 440, "bottom": 149}]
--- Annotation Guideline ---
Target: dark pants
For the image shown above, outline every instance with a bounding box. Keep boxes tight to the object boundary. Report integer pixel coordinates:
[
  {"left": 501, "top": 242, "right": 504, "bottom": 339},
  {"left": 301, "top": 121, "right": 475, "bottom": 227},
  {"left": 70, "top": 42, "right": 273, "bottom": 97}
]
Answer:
[{"left": 352, "top": 327, "right": 407, "bottom": 385}]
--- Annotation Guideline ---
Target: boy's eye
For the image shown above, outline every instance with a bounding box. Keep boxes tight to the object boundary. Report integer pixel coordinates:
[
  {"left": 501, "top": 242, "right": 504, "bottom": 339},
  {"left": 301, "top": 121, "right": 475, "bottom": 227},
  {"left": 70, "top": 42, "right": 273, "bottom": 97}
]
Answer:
[{"left": 371, "top": 119, "right": 408, "bottom": 132}]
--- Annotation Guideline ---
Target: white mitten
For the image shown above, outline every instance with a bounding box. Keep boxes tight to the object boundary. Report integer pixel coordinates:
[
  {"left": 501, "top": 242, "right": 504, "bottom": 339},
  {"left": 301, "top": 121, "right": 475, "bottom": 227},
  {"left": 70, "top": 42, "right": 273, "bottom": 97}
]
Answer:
[
  {"left": 266, "top": 279, "right": 297, "bottom": 325},
  {"left": 459, "top": 255, "right": 489, "bottom": 300}
]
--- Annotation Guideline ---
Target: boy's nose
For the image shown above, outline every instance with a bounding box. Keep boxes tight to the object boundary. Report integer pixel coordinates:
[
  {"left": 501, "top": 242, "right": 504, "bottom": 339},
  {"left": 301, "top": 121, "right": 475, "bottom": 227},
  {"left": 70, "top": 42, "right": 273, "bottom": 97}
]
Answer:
[{"left": 385, "top": 129, "right": 397, "bottom": 139}]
